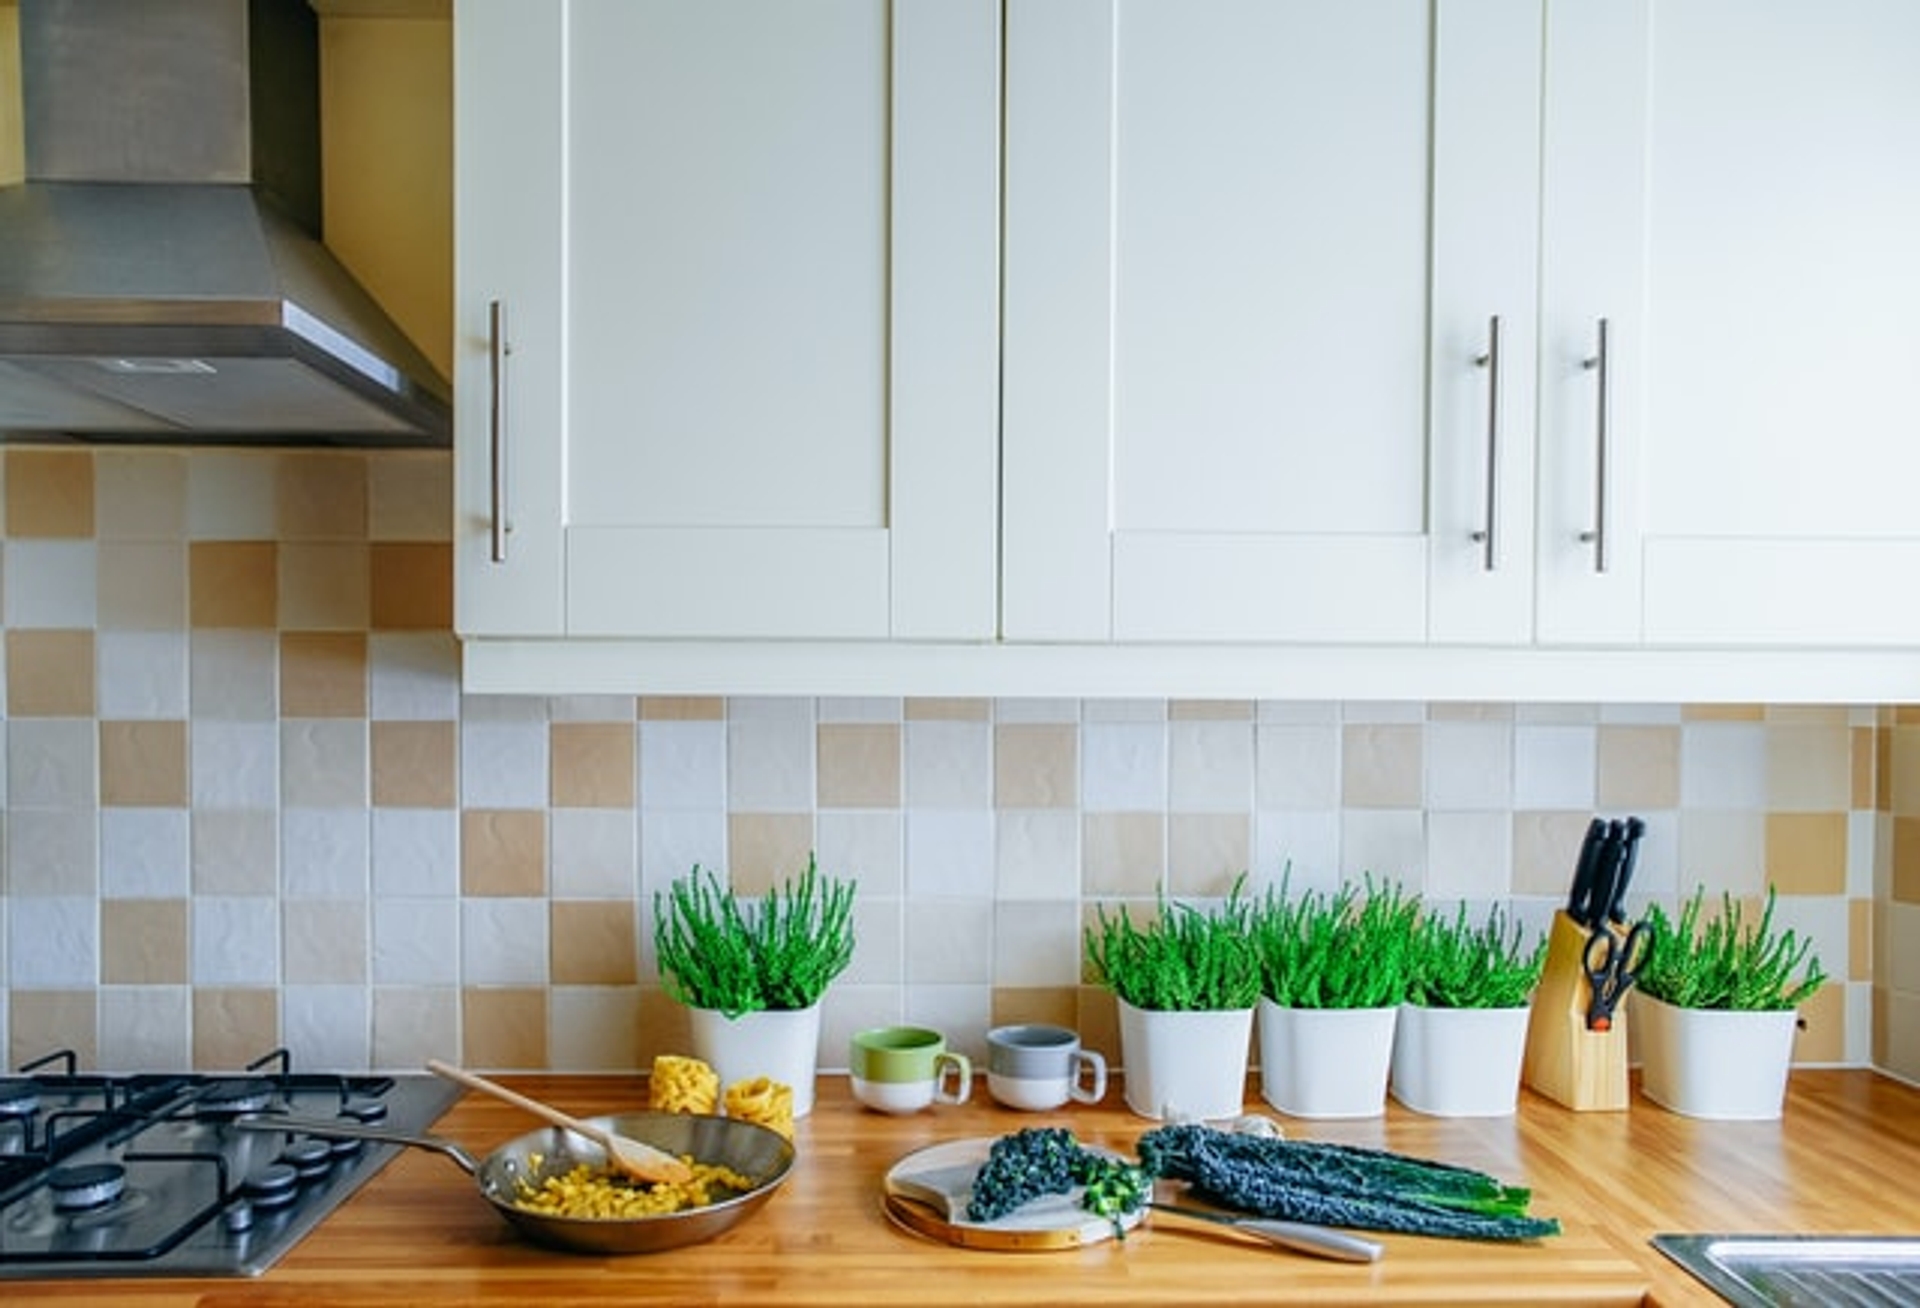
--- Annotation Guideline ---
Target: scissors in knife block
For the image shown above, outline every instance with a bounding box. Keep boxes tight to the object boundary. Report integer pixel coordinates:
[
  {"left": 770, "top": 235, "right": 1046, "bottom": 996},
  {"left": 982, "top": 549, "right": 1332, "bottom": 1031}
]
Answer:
[{"left": 1582, "top": 919, "right": 1651, "bottom": 1032}]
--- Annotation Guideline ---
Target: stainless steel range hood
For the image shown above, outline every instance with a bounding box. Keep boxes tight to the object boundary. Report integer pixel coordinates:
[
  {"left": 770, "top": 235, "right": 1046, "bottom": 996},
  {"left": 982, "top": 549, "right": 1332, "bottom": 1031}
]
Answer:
[{"left": 0, "top": 0, "right": 451, "bottom": 446}]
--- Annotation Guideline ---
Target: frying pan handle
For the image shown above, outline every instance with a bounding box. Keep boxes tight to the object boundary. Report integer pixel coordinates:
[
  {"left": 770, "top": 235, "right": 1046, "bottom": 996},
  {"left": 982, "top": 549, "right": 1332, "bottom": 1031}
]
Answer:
[{"left": 233, "top": 1114, "right": 480, "bottom": 1175}]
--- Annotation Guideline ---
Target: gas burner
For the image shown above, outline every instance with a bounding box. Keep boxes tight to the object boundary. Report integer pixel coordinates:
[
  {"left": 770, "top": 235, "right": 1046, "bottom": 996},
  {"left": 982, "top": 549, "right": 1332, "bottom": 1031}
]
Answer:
[
  {"left": 279, "top": 1137, "right": 334, "bottom": 1182},
  {"left": 0, "top": 1078, "right": 41, "bottom": 1119},
  {"left": 243, "top": 1162, "right": 300, "bottom": 1212},
  {"left": 47, "top": 1162, "right": 126, "bottom": 1212},
  {"left": 341, "top": 1095, "right": 388, "bottom": 1124},
  {"left": 195, "top": 1078, "right": 278, "bottom": 1118}
]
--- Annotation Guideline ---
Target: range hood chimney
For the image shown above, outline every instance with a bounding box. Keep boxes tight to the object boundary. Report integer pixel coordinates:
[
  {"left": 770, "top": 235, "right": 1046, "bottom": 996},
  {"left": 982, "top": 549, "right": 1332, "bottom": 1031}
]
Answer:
[{"left": 0, "top": 0, "right": 452, "bottom": 446}]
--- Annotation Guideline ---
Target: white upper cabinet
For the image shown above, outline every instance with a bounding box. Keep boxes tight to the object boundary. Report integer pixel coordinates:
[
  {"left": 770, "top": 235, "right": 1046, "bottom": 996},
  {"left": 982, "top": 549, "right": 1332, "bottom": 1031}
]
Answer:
[{"left": 454, "top": 0, "right": 1001, "bottom": 643}]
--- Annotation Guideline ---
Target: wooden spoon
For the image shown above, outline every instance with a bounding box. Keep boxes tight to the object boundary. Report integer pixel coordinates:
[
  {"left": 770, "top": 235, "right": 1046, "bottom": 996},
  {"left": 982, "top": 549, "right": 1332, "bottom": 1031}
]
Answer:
[{"left": 426, "top": 1059, "right": 693, "bottom": 1185}]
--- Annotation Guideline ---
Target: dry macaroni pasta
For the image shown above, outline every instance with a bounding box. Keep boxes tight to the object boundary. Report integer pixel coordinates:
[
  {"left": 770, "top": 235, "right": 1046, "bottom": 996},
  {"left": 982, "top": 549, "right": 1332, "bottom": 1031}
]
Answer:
[
  {"left": 649, "top": 1054, "right": 720, "bottom": 1114},
  {"left": 723, "top": 1076, "right": 793, "bottom": 1140},
  {"left": 513, "top": 1159, "right": 755, "bottom": 1219}
]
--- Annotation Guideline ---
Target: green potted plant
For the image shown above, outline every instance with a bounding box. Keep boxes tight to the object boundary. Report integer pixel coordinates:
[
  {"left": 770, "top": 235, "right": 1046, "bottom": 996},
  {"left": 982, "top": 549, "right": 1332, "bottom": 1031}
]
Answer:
[
  {"left": 652, "top": 854, "right": 855, "bottom": 1118},
  {"left": 1084, "top": 876, "right": 1261, "bottom": 1120},
  {"left": 1632, "top": 885, "right": 1826, "bottom": 1120},
  {"left": 1250, "top": 875, "right": 1420, "bottom": 1117},
  {"left": 1391, "top": 903, "right": 1546, "bottom": 1116}
]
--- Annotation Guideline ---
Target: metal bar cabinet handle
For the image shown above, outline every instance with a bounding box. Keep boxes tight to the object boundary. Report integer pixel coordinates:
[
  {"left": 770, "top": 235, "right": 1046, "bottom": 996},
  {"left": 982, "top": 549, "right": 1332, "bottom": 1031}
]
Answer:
[
  {"left": 487, "top": 298, "right": 509, "bottom": 564},
  {"left": 1577, "top": 317, "right": 1611, "bottom": 574},
  {"left": 1469, "top": 314, "right": 1501, "bottom": 571}
]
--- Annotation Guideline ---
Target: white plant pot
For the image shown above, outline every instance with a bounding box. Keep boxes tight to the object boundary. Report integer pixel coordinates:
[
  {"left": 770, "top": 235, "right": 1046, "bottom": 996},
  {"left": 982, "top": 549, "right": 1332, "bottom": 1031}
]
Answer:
[
  {"left": 1257, "top": 1000, "right": 1397, "bottom": 1119},
  {"left": 1115, "top": 999, "right": 1254, "bottom": 1120},
  {"left": 685, "top": 1003, "right": 823, "bottom": 1118},
  {"left": 1389, "top": 1003, "right": 1531, "bottom": 1117},
  {"left": 1635, "top": 993, "right": 1798, "bottom": 1121}
]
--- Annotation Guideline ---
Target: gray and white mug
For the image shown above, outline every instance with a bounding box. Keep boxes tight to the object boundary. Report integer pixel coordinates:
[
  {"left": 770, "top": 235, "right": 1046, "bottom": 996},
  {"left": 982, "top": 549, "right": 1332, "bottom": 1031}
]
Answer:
[{"left": 986, "top": 1024, "right": 1107, "bottom": 1111}]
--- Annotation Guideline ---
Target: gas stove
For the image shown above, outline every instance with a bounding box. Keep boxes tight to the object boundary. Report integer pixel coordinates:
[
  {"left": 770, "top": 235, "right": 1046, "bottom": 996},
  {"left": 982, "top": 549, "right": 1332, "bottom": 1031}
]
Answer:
[{"left": 0, "top": 1049, "right": 463, "bottom": 1280}]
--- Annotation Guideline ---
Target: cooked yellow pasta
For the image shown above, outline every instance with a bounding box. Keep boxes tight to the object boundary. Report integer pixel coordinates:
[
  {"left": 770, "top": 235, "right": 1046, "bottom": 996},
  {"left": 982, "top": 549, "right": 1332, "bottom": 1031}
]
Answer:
[
  {"left": 649, "top": 1054, "right": 720, "bottom": 1114},
  {"left": 722, "top": 1076, "right": 793, "bottom": 1140},
  {"left": 512, "top": 1159, "right": 755, "bottom": 1219}
]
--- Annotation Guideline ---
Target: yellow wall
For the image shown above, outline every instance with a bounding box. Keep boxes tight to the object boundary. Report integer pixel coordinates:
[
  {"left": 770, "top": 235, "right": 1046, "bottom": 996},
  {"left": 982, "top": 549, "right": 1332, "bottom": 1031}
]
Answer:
[
  {"left": 1, "top": 1, "right": 22, "bottom": 186},
  {"left": 319, "top": 14, "right": 454, "bottom": 380}
]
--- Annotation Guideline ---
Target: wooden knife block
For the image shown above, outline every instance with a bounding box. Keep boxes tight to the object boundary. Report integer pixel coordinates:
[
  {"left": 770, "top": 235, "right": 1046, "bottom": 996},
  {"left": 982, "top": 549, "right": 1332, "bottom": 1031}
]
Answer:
[{"left": 1522, "top": 910, "right": 1629, "bottom": 1111}]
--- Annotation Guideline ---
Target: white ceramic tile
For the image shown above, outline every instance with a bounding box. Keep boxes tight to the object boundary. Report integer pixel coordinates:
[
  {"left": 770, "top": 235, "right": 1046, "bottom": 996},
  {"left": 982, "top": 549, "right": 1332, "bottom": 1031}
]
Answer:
[
  {"left": 905, "top": 810, "right": 993, "bottom": 898},
  {"left": 97, "top": 631, "right": 190, "bottom": 718},
  {"left": 98, "top": 987, "right": 189, "bottom": 1071},
  {"left": 372, "top": 898, "right": 460, "bottom": 984},
  {"left": 899, "top": 984, "right": 992, "bottom": 1055},
  {"left": 1250, "top": 811, "right": 1340, "bottom": 890},
  {"left": 192, "top": 722, "right": 279, "bottom": 808},
  {"left": 638, "top": 808, "right": 727, "bottom": 899},
  {"left": 814, "top": 810, "right": 903, "bottom": 896},
  {"left": 192, "top": 897, "right": 280, "bottom": 985},
  {"left": 903, "top": 899, "right": 993, "bottom": 985},
  {"left": 1081, "top": 721, "right": 1166, "bottom": 812},
  {"left": 1768, "top": 895, "right": 1848, "bottom": 997},
  {"left": 639, "top": 720, "right": 725, "bottom": 810},
  {"left": 550, "top": 807, "right": 638, "bottom": 898},
  {"left": 97, "top": 451, "right": 189, "bottom": 539},
  {"left": 820, "top": 984, "right": 907, "bottom": 1064},
  {"left": 549, "top": 987, "right": 642, "bottom": 1072},
  {"left": 1256, "top": 700, "right": 1340, "bottom": 724},
  {"left": 1426, "top": 720, "right": 1514, "bottom": 811},
  {"left": 994, "top": 809, "right": 1080, "bottom": 900},
  {"left": 3, "top": 540, "right": 97, "bottom": 627},
  {"left": 1513, "top": 723, "right": 1597, "bottom": 809},
  {"left": 186, "top": 452, "right": 278, "bottom": 539},
  {"left": 190, "top": 809, "right": 279, "bottom": 895},
  {"left": 839, "top": 897, "right": 904, "bottom": 986},
  {"left": 726, "top": 717, "right": 813, "bottom": 810},
  {"left": 460, "top": 899, "right": 548, "bottom": 985},
  {"left": 993, "top": 698, "right": 1080, "bottom": 724},
  {"left": 101, "top": 809, "right": 190, "bottom": 898},
  {"left": 1424, "top": 811, "right": 1512, "bottom": 899},
  {"left": 1254, "top": 723, "right": 1340, "bottom": 810},
  {"left": 1082, "top": 699, "right": 1166, "bottom": 723},
  {"left": 992, "top": 900, "right": 1080, "bottom": 986},
  {"left": 1338, "top": 809, "right": 1426, "bottom": 887},
  {"left": 282, "top": 808, "right": 370, "bottom": 898},
  {"left": 369, "top": 633, "right": 461, "bottom": 720},
  {"left": 283, "top": 986, "right": 371, "bottom": 1069},
  {"left": 283, "top": 899, "right": 368, "bottom": 984},
  {"left": 1340, "top": 701, "right": 1427, "bottom": 724},
  {"left": 8, "top": 718, "right": 96, "bottom": 808},
  {"left": 904, "top": 721, "right": 991, "bottom": 810},
  {"left": 190, "top": 631, "right": 278, "bottom": 721},
  {"left": 6, "top": 809, "right": 97, "bottom": 895},
  {"left": 1514, "top": 703, "right": 1600, "bottom": 724},
  {"left": 1848, "top": 810, "right": 1875, "bottom": 898},
  {"left": 7, "top": 896, "right": 98, "bottom": 987},
  {"left": 1597, "top": 703, "right": 1683, "bottom": 724},
  {"left": 371, "top": 986, "right": 460, "bottom": 1071},
  {"left": 724, "top": 696, "right": 812, "bottom": 724},
  {"left": 281, "top": 721, "right": 368, "bottom": 808},
  {"left": 459, "top": 717, "right": 548, "bottom": 808},
  {"left": 818, "top": 696, "right": 903, "bottom": 723},
  {"left": 367, "top": 453, "right": 451, "bottom": 542},
  {"left": 1674, "top": 810, "right": 1767, "bottom": 897},
  {"left": 1680, "top": 722, "right": 1769, "bottom": 809},
  {"left": 1169, "top": 721, "right": 1254, "bottom": 813}
]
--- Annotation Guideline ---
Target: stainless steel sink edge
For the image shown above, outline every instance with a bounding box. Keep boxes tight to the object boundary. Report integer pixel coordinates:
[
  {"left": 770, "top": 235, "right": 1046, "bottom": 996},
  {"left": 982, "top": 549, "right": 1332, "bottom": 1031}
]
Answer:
[{"left": 1652, "top": 1233, "right": 1920, "bottom": 1308}]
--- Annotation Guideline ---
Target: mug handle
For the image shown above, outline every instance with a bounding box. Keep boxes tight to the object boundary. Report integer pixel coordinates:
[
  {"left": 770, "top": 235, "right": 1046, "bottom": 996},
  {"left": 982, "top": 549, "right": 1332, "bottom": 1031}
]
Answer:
[
  {"left": 1070, "top": 1048, "right": 1108, "bottom": 1104},
  {"left": 933, "top": 1051, "right": 972, "bottom": 1105}
]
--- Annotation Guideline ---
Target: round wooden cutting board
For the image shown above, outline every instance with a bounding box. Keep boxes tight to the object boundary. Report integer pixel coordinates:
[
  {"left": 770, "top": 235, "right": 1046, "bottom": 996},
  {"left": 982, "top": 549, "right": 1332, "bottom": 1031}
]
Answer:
[{"left": 881, "top": 1138, "right": 1144, "bottom": 1251}]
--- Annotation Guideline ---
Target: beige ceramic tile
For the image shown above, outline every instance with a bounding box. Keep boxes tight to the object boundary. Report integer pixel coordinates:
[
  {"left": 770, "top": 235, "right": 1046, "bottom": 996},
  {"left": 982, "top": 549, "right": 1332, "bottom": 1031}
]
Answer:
[
  {"left": 1853, "top": 726, "right": 1877, "bottom": 812},
  {"left": 99, "top": 720, "right": 188, "bottom": 806},
  {"left": 905, "top": 698, "right": 991, "bottom": 721},
  {"left": 100, "top": 899, "right": 188, "bottom": 984},
  {"left": 1790, "top": 982, "right": 1845, "bottom": 1064},
  {"left": 278, "top": 541, "right": 371, "bottom": 630},
  {"left": 1167, "top": 813, "right": 1250, "bottom": 897},
  {"left": 1596, "top": 725, "right": 1680, "bottom": 810},
  {"left": 368, "top": 452, "right": 453, "bottom": 542},
  {"left": 1768, "top": 724, "right": 1853, "bottom": 811},
  {"left": 96, "top": 542, "right": 188, "bottom": 630},
  {"left": 461, "top": 809, "right": 547, "bottom": 896},
  {"left": 636, "top": 985, "right": 695, "bottom": 1064},
  {"left": 549, "top": 987, "right": 644, "bottom": 1072},
  {"left": 5, "top": 449, "right": 94, "bottom": 538},
  {"left": 1765, "top": 812, "right": 1848, "bottom": 895},
  {"left": 8, "top": 990, "right": 97, "bottom": 1070},
  {"left": 1511, "top": 811, "right": 1597, "bottom": 897},
  {"left": 190, "top": 542, "right": 278, "bottom": 628},
  {"left": 1340, "top": 724, "right": 1422, "bottom": 809},
  {"left": 640, "top": 697, "right": 725, "bottom": 721},
  {"left": 370, "top": 542, "right": 452, "bottom": 630},
  {"left": 817, "top": 723, "right": 901, "bottom": 809},
  {"left": 1683, "top": 703, "right": 1765, "bottom": 721},
  {"left": 1895, "top": 816, "right": 1920, "bottom": 904},
  {"left": 371, "top": 720, "right": 457, "bottom": 808},
  {"left": 96, "top": 451, "right": 188, "bottom": 540},
  {"left": 550, "top": 722, "right": 636, "bottom": 808},
  {"left": 281, "top": 632, "right": 369, "bottom": 717},
  {"left": 192, "top": 989, "right": 279, "bottom": 1070},
  {"left": 6, "top": 629, "right": 95, "bottom": 716},
  {"left": 372, "top": 987, "right": 460, "bottom": 1068},
  {"left": 550, "top": 901, "right": 638, "bottom": 985},
  {"left": 724, "top": 814, "right": 816, "bottom": 894},
  {"left": 1082, "top": 812, "right": 1164, "bottom": 896},
  {"left": 1169, "top": 700, "right": 1253, "bottom": 721},
  {"left": 1852, "top": 897, "right": 1874, "bottom": 983},
  {"left": 988, "top": 985, "right": 1080, "bottom": 1031},
  {"left": 995, "top": 724, "right": 1077, "bottom": 808},
  {"left": 277, "top": 453, "right": 368, "bottom": 540},
  {"left": 462, "top": 988, "right": 548, "bottom": 1069},
  {"left": 1427, "top": 702, "right": 1514, "bottom": 721},
  {"left": 284, "top": 900, "right": 368, "bottom": 984}
]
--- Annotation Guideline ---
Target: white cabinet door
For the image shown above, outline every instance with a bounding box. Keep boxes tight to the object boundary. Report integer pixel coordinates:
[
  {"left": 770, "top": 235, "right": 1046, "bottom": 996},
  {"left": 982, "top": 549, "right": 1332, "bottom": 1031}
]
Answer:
[
  {"left": 455, "top": 0, "right": 1000, "bottom": 643},
  {"left": 1631, "top": 0, "right": 1920, "bottom": 646}
]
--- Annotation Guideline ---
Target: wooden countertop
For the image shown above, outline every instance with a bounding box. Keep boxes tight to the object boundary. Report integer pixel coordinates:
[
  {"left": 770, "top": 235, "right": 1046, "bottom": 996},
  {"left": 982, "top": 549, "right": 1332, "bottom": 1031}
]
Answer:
[{"left": 15, "top": 1070, "right": 1920, "bottom": 1306}]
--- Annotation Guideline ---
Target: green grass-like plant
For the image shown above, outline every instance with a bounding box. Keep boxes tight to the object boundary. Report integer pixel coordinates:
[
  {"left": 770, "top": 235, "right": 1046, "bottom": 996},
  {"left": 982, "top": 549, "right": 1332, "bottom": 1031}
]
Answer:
[
  {"left": 1083, "top": 876, "right": 1262, "bottom": 1012},
  {"left": 1404, "top": 902, "right": 1545, "bottom": 1009},
  {"left": 1252, "top": 874, "right": 1421, "bottom": 1009},
  {"left": 652, "top": 855, "right": 856, "bottom": 1016},
  {"left": 1636, "top": 885, "right": 1825, "bottom": 1012}
]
